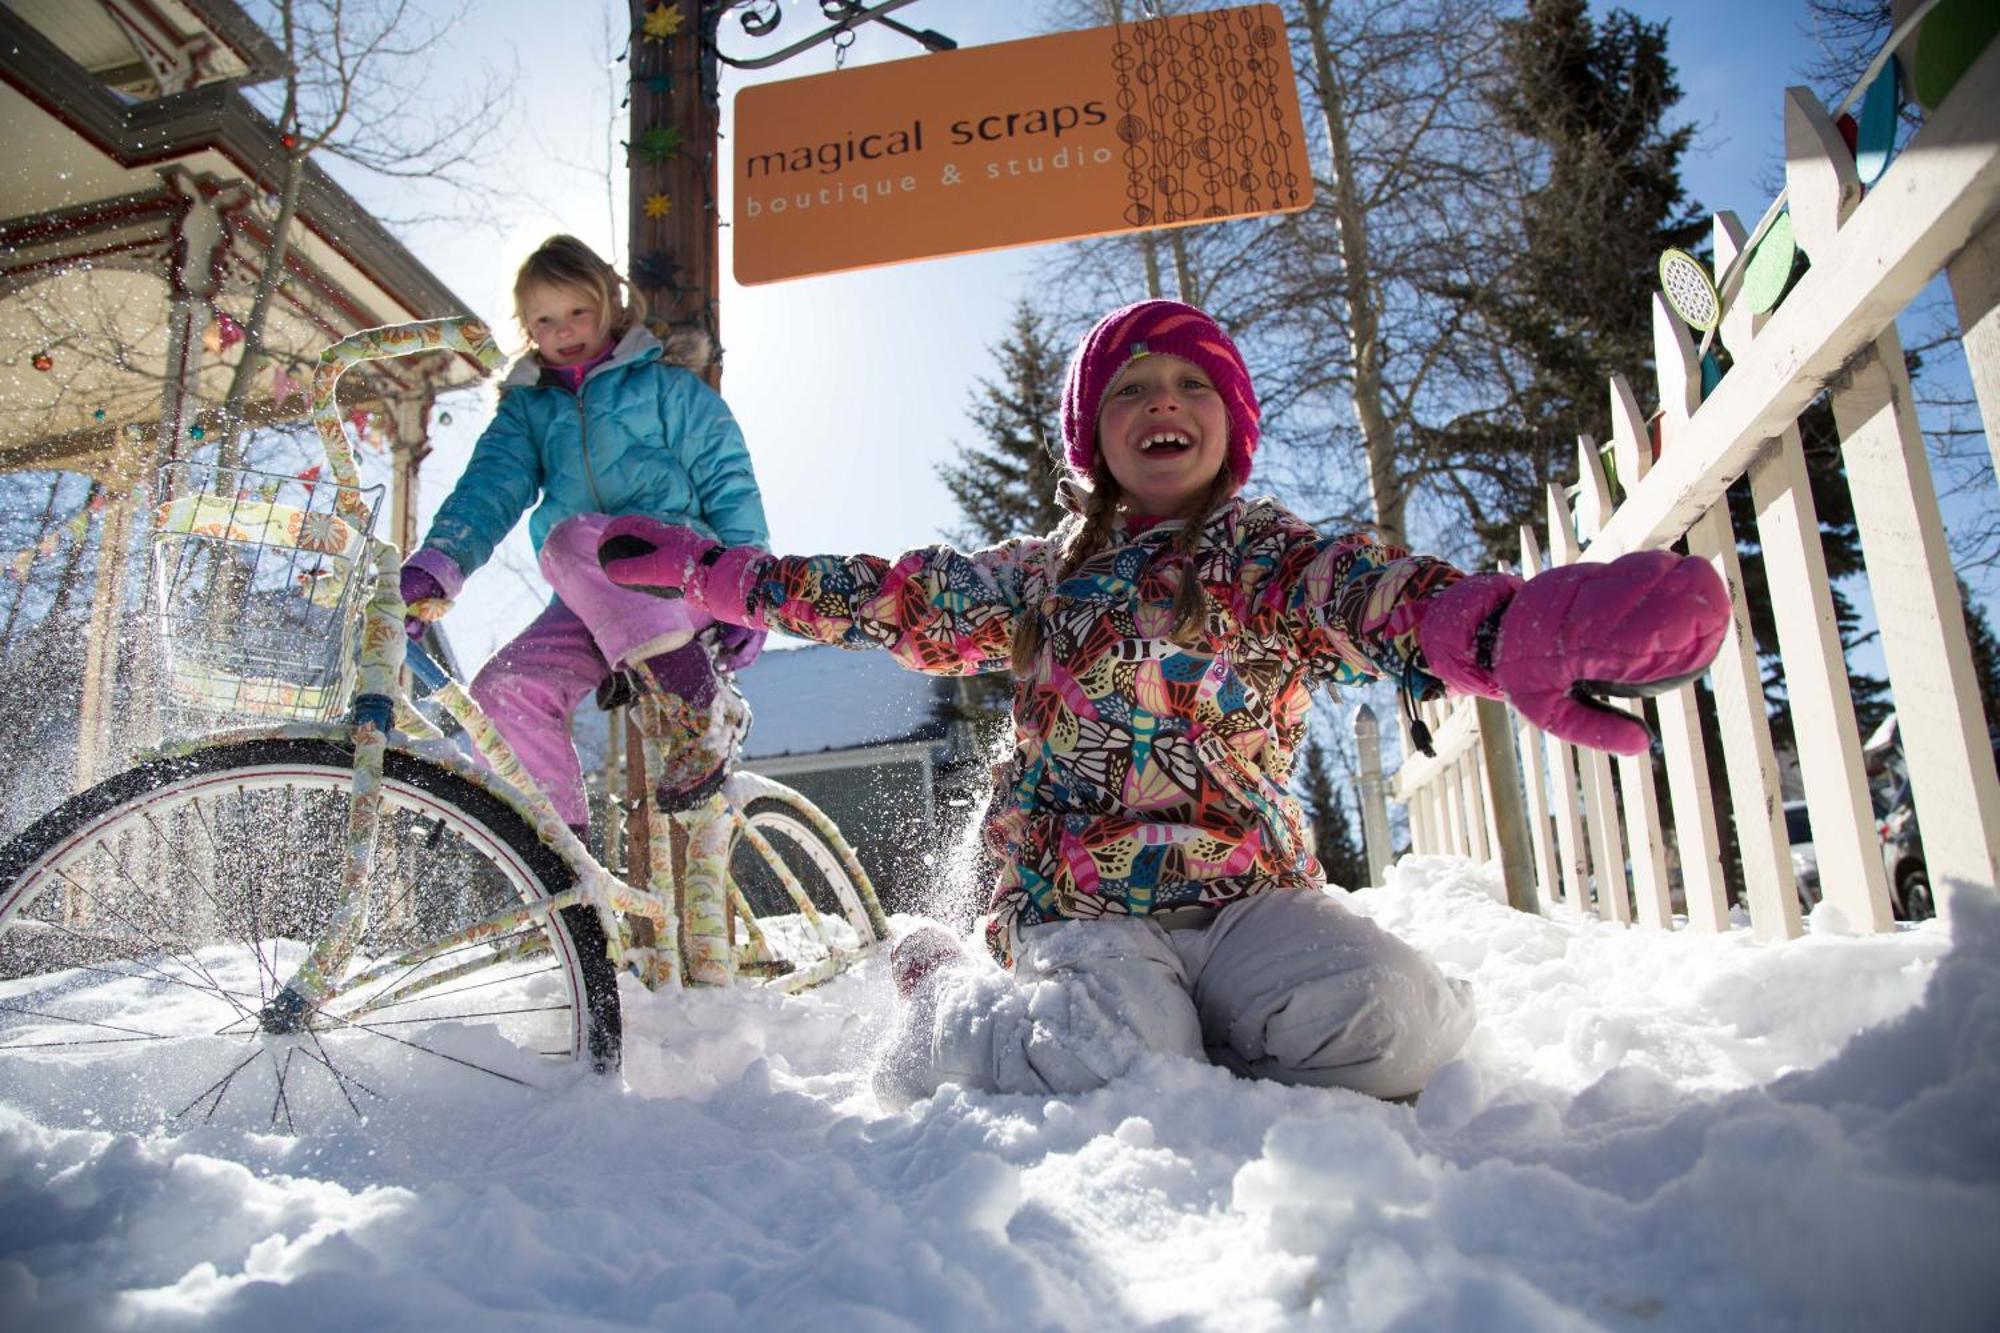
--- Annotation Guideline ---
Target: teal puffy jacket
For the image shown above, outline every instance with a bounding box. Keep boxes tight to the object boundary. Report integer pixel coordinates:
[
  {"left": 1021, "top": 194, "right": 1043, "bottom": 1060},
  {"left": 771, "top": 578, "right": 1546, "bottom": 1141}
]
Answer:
[{"left": 420, "top": 327, "right": 768, "bottom": 577}]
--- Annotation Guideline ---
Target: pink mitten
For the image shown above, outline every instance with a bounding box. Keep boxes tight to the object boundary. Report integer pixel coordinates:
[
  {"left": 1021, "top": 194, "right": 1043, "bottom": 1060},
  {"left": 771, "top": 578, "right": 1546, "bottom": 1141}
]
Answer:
[
  {"left": 596, "top": 514, "right": 768, "bottom": 626},
  {"left": 1418, "top": 550, "right": 1729, "bottom": 755}
]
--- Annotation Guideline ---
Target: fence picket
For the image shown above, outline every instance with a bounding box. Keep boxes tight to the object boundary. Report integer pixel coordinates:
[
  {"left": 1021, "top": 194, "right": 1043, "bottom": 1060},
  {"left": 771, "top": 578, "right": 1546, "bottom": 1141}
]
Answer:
[
  {"left": 1459, "top": 752, "right": 1489, "bottom": 861},
  {"left": 1648, "top": 286, "right": 1731, "bottom": 931},
  {"left": 1783, "top": 85, "right": 1862, "bottom": 260},
  {"left": 1351, "top": 707, "right": 1396, "bottom": 887},
  {"left": 1656, "top": 680, "right": 1730, "bottom": 932},
  {"left": 1616, "top": 706, "right": 1675, "bottom": 930},
  {"left": 1945, "top": 215, "right": 2000, "bottom": 479},
  {"left": 1513, "top": 708, "right": 1560, "bottom": 913},
  {"left": 1689, "top": 504, "right": 1800, "bottom": 939},
  {"left": 1831, "top": 328, "right": 2000, "bottom": 917},
  {"left": 1522, "top": 527, "right": 1591, "bottom": 916},
  {"left": 1749, "top": 424, "right": 1895, "bottom": 928},
  {"left": 1549, "top": 475, "right": 1633, "bottom": 923}
]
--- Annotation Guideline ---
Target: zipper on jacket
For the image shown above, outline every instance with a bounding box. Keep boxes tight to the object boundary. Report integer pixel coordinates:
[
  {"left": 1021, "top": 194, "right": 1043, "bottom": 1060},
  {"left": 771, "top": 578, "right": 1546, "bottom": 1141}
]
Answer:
[{"left": 573, "top": 381, "right": 608, "bottom": 513}]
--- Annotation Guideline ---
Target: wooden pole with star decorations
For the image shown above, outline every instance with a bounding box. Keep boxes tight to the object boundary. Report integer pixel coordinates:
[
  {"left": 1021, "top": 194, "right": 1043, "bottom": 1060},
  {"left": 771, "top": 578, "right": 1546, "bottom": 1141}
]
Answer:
[
  {"left": 629, "top": 1, "right": 722, "bottom": 390},
  {"left": 623, "top": 0, "right": 723, "bottom": 926}
]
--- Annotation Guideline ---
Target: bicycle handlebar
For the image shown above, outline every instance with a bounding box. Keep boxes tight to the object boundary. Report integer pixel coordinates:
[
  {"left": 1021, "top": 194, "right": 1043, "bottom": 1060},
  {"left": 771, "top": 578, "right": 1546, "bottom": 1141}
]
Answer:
[{"left": 310, "top": 318, "right": 505, "bottom": 526}]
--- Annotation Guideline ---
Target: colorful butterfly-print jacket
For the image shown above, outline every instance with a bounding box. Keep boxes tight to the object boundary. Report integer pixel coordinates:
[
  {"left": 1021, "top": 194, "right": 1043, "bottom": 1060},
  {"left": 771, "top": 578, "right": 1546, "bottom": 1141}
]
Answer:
[{"left": 747, "top": 497, "right": 1462, "bottom": 966}]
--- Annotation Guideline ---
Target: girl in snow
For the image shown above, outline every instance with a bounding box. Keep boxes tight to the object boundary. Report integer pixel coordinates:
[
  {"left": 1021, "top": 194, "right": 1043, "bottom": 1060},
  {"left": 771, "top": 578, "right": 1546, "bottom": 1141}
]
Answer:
[
  {"left": 401, "top": 235, "right": 769, "bottom": 838},
  {"left": 594, "top": 300, "right": 1728, "bottom": 1103}
]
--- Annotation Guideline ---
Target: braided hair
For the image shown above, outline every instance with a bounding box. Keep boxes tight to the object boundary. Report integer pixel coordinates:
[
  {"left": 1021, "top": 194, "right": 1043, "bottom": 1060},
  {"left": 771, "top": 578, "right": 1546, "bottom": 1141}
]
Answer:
[{"left": 1009, "top": 464, "right": 1237, "bottom": 676}]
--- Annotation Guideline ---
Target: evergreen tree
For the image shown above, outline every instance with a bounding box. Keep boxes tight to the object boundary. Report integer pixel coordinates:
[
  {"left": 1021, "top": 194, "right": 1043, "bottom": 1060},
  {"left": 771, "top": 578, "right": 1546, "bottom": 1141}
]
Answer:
[
  {"left": 1295, "top": 734, "right": 1369, "bottom": 890},
  {"left": 1439, "top": 0, "right": 1704, "bottom": 562},
  {"left": 937, "top": 299, "right": 1069, "bottom": 546},
  {"left": 1960, "top": 577, "right": 2000, "bottom": 738}
]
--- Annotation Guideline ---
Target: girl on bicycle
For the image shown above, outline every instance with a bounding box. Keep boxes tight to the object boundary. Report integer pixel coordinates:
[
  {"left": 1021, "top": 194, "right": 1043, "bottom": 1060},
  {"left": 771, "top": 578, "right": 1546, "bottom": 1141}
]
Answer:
[
  {"left": 594, "top": 300, "right": 1729, "bottom": 1103},
  {"left": 401, "top": 235, "right": 769, "bottom": 839}
]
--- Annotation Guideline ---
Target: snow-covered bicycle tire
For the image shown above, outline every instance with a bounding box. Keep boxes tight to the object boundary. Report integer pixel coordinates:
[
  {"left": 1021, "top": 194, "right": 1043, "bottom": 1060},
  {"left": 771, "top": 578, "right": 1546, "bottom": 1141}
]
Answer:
[
  {"left": 728, "top": 792, "right": 886, "bottom": 983},
  {"left": 0, "top": 737, "right": 621, "bottom": 1130}
]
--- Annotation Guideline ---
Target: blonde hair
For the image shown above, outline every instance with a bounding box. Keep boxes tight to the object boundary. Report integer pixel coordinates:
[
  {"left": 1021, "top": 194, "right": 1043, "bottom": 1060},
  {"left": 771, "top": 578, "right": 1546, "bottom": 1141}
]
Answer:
[
  {"left": 511, "top": 235, "right": 645, "bottom": 348},
  {"left": 1009, "top": 464, "right": 1236, "bottom": 675}
]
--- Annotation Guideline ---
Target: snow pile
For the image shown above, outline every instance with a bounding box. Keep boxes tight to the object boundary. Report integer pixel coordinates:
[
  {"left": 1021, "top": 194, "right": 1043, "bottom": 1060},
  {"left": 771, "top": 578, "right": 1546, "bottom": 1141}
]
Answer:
[{"left": 3, "top": 857, "right": 1995, "bottom": 1331}]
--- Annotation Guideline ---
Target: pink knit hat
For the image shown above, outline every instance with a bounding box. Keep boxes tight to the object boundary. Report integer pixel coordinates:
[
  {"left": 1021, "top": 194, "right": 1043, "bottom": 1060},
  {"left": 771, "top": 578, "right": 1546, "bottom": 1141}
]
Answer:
[{"left": 1059, "top": 300, "right": 1261, "bottom": 488}]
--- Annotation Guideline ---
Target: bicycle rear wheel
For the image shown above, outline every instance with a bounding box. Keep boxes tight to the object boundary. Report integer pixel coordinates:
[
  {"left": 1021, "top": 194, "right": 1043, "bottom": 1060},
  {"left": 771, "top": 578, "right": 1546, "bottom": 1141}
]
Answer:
[
  {"left": 0, "top": 737, "right": 620, "bottom": 1132},
  {"left": 726, "top": 787, "right": 886, "bottom": 988}
]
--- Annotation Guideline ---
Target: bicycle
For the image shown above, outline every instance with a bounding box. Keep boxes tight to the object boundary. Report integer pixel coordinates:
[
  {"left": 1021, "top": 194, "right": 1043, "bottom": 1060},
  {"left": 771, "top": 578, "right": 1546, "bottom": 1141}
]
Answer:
[{"left": 0, "top": 317, "right": 888, "bottom": 1130}]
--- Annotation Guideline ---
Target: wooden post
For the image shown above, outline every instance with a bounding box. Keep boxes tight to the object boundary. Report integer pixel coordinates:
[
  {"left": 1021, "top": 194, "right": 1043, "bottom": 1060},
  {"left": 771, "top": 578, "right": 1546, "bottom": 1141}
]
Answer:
[
  {"left": 623, "top": 2, "right": 725, "bottom": 912},
  {"left": 1474, "top": 696, "right": 1540, "bottom": 914},
  {"left": 602, "top": 703, "right": 626, "bottom": 874},
  {"left": 624, "top": 709, "right": 651, "bottom": 931},
  {"left": 629, "top": 0, "right": 723, "bottom": 387},
  {"left": 72, "top": 440, "right": 147, "bottom": 791},
  {"left": 385, "top": 394, "right": 428, "bottom": 696}
]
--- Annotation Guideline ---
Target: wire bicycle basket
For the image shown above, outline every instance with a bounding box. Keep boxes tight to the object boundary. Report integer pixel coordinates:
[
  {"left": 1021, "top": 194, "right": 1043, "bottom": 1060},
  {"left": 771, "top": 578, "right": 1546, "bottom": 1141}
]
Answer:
[{"left": 150, "top": 459, "right": 384, "bottom": 732}]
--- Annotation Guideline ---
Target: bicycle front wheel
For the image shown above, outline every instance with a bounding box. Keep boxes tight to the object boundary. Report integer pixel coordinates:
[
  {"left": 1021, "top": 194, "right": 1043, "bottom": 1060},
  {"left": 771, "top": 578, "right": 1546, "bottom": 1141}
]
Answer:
[
  {"left": 0, "top": 737, "right": 620, "bottom": 1132},
  {"left": 726, "top": 787, "right": 886, "bottom": 987}
]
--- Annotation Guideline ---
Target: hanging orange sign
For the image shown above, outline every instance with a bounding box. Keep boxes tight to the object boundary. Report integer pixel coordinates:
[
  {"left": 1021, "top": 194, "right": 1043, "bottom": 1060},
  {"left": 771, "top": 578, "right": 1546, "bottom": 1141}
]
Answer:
[{"left": 731, "top": 4, "right": 1313, "bottom": 285}]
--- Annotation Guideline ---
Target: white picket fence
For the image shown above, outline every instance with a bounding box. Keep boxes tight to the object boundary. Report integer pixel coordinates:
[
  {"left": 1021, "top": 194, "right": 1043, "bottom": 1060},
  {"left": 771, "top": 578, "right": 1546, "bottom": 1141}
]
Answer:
[{"left": 1375, "top": 40, "right": 2000, "bottom": 940}]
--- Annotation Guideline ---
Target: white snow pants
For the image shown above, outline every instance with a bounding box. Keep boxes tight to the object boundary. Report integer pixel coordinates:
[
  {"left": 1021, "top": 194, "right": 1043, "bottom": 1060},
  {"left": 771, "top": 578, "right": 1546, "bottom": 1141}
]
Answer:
[{"left": 875, "top": 889, "right": 1475, "bottom": 1104}]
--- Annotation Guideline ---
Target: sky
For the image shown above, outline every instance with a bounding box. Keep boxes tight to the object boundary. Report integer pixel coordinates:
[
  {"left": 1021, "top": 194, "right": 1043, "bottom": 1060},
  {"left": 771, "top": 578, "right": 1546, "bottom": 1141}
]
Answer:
[
  {"left": 4, "top": 855, "right": 1994, "bottom": 1329},
  {"left": 381, "top": 0, "right": 1875, "bottom": 669}
]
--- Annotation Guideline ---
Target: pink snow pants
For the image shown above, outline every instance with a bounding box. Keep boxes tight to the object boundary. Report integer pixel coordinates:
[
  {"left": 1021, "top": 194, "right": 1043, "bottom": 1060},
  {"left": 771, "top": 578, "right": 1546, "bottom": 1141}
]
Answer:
[
  {"left": 469, "top": 514, "right": 716, "bottom": 827},
  {"left": 877, "top": 889, "right": 1476, "bottom": 1103}
]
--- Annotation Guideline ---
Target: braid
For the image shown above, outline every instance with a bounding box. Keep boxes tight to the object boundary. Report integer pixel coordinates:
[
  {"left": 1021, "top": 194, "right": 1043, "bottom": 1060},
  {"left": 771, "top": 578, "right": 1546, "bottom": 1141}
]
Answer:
[
  {"left": 1167, "top": 469, "right": 1236, "bottom": 647},
  {"left": 1011, "top": 466, "right": 1122, "bottom": 675}
]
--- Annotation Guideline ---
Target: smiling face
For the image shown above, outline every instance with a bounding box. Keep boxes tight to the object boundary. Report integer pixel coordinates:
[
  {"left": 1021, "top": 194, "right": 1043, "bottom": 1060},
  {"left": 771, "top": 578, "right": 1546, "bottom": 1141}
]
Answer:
[
  {"left": 1095, "top": 353, "right": 1232, "bottom": 517},
  {"left": 520, "top": 281, "right": 611, "bottom": 368}
]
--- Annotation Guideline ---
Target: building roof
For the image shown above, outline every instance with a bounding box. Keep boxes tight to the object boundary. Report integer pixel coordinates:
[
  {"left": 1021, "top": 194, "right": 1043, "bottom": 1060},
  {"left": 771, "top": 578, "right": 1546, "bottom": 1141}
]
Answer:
[
  {"left": 567, "top": 640, "right": 957, "bottom": 777},
  {"left": 0, "top": 3, "right": 485, "bottom": 478},
  {"left": 737, "top": 641, "right": 952, "bottom": 760}
]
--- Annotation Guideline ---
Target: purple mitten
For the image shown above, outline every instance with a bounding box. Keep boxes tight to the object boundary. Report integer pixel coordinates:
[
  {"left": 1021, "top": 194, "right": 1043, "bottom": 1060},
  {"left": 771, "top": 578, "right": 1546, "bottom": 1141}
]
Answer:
[
  {"left": 596, "top": 514, "right": 769, "bottom": 626},
  {"left": 399, "top": 564, "right": 447, "bottom": 642},
  {"left": 1419, "top": 550, "right": 1729, "bottom": 755},
  {"left": 713, "top": 625, "right": 767, "bottom": 672}
]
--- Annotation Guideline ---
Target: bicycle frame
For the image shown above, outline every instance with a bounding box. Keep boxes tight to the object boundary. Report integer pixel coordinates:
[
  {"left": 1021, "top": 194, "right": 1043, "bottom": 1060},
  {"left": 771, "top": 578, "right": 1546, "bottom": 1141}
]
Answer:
[{"left": 143, "top": 317, "right": 886, "bottom": 1035}]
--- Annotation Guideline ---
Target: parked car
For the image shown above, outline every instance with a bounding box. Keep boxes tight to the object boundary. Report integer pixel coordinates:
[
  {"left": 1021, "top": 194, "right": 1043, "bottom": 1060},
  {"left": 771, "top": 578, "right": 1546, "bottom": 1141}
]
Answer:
[
  {"left": 1873, "top": 734, "right": 2000, "bottom": 922},
  {"left": 1783, "top": 799, "right": 1821, "bottom": 909},
  {"left": 1781, "top": 789, "right": 1893, "bottom": 916}
]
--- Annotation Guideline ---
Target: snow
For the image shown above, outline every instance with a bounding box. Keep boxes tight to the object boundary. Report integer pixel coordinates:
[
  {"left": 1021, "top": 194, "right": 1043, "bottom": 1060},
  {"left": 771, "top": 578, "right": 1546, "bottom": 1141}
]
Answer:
[{"left": 4, "top": 856, "right": 1996, "bottom": 1331}]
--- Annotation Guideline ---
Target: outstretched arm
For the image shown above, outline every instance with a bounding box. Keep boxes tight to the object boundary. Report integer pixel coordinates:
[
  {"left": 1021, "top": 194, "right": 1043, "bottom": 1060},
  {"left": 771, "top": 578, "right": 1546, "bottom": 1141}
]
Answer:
[
  {"left": 1245, "top": 508, "right": 1727, "bottom": 755},
  {"left": 596, "top": 516, "right": 1038, "bottom": 677}
]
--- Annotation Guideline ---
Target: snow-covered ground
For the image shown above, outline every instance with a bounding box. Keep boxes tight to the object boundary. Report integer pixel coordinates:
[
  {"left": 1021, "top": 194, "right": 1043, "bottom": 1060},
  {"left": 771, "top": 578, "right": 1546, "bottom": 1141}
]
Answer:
[{"left": 3, "top": 856, "right": 1995, "bottom": 1331}]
